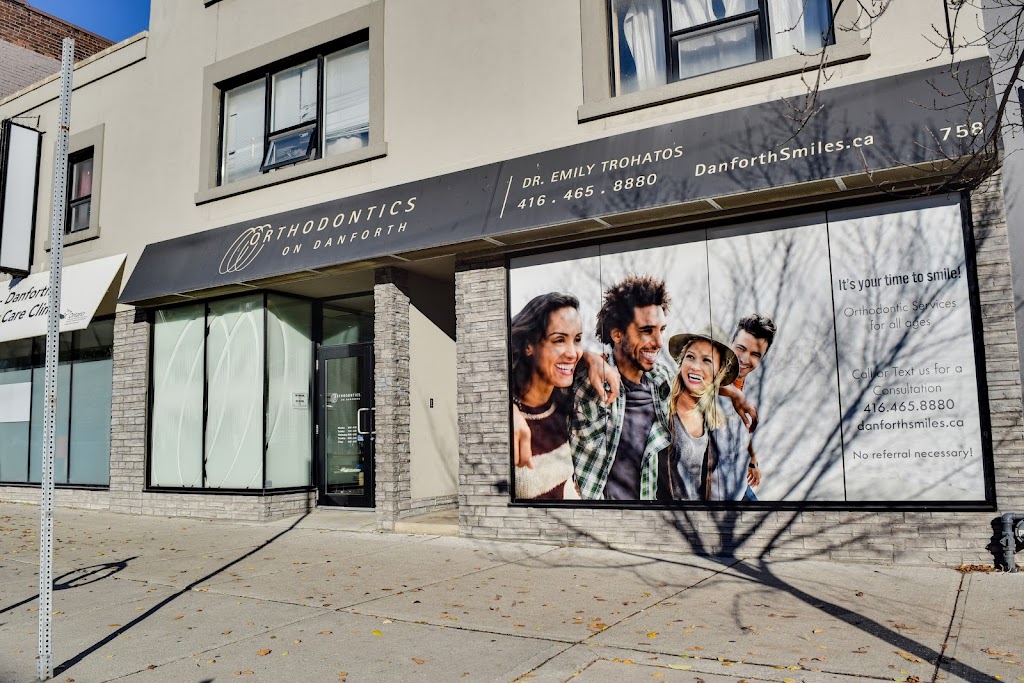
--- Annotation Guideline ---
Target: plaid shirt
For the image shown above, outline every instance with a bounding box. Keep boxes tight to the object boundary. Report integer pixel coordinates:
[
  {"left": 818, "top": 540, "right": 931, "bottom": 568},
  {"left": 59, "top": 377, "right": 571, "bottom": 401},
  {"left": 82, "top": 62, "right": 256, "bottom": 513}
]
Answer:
[{"left": 570, "top": 355, "right": 674, "bottom": 500}]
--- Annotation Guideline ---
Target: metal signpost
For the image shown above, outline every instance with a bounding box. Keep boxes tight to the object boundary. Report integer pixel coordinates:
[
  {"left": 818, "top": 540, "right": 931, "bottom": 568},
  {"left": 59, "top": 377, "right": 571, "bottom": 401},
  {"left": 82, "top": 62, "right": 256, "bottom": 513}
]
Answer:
[{"left": 38, "top": 37, "right": 73, "bottom": 682}]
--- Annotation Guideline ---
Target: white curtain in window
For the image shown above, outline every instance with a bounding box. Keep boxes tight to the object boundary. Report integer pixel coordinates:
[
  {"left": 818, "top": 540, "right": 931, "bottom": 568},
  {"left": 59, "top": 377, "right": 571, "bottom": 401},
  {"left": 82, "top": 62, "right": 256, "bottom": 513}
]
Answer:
[
  {"left": 272, "top": 59, "right": 318, "bottom": 132},
  {"left": 670, "top": 0, "right": 757, "bottom": 31},
  {"left": 769, "top": 0, "right": 830, "bottom": 56},
  {"left": 676, "top": 22, "right": 757, "bottom": 79},
  {"left": 323, "top": 43, "right": 370, "bottom": 156},
  {"left": 222, "top": 79, "right": 266, "bottom": 184},
  {"left": 620, "top": 0, "right": 667, "bottom": 93}
]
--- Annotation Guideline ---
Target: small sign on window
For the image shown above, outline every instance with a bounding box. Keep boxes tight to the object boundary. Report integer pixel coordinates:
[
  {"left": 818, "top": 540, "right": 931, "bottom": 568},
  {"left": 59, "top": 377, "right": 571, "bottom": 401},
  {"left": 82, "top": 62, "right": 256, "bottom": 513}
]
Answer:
[{"left": 292, "top": 392, "right": 308, "bottom": 409}]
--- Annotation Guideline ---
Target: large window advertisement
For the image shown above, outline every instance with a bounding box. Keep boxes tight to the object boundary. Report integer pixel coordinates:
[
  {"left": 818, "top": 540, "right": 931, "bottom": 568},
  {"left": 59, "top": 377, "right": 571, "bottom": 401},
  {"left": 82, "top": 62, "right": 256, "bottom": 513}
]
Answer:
[{"left": 507, "top": 197, "right": 991, "bottom": 505}]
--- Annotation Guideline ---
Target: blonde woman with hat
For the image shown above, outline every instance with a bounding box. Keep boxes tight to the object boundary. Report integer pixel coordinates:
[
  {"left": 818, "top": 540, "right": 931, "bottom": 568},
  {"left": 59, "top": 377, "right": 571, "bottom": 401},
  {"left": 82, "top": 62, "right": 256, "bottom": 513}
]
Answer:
[{"left": 662, "top": 326, "right": 739, "bottom": 501}]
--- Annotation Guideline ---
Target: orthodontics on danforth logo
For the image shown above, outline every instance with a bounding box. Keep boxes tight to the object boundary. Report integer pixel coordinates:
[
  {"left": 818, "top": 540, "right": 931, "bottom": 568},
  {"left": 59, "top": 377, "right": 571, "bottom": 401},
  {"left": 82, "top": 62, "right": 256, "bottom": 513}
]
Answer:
[{"left": 219, "top": 225, "right": 270, "bottom": 275}]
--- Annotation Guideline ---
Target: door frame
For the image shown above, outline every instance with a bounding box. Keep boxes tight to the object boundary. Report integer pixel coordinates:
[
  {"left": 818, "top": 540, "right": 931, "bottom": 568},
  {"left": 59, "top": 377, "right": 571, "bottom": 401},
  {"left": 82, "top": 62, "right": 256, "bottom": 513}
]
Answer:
[{"left": 316, "top": 342, "right": 375, "bottom": 507}]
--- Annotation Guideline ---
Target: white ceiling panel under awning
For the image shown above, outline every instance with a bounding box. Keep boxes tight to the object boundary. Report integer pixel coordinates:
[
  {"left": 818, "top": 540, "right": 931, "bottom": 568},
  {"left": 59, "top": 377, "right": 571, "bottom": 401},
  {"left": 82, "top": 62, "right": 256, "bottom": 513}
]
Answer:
[{"left": 0, "top": 254, "right": 126, "bottom": 343}]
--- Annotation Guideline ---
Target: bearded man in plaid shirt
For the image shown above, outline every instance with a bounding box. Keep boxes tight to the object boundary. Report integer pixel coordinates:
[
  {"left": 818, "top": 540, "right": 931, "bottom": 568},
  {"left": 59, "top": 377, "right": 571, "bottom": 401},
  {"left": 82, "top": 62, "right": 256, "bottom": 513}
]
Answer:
[{"left": 570, "top": 275, "right": 674, "bottom": 500}]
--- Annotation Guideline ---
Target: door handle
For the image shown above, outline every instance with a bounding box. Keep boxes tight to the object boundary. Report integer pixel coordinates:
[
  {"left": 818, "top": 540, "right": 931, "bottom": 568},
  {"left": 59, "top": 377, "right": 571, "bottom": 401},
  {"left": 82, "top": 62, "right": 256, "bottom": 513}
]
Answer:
[{"left": 357, "top": 408, "right": 370, "bottom": 435}]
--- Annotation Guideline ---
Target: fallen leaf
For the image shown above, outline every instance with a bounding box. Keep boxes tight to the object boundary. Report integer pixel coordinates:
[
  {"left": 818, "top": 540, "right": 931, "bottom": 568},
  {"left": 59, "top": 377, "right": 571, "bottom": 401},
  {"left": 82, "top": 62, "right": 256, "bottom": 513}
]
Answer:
[
  {"left": 319, "top": 630, "right": 333, "bottom": 635},
  {"left": 235, "top": 671, "right": 254, "bottom": 676},
  {"left": 371, "top": 630, "right": 383, "bottom": 637},
  {"left": 174, "top": 615, "right": 184, "bottom": 621},
  {"left": 813, "top": 629, "right": 824, "bottom": 633},
  {"left": 855, "top": 591, "right": 865, "bottom": 597},
  {"left": 647, "top": 631, "right": 658, "bottom": 638},
  {"left": 108, "top": 624, "right": 121, "bottom": 628},
  {"left": 896, "top": 651, "right": 926, "bottom": 664},
  {"left": 983, "top": 648, "right": 1014, "bottom": 656},
  {"left": 256, "top": 649, "right": 271, "bottom": 656},
  {"left": 293, "top": 639, "right": 301, "bottom": 644},
  {"left": 412, "top": 658, "right": 425, "bottom": 665},
  {"left": 222, "top": 630, "right": 232, "bottom": 635},
  {"left": 667, "top": 664, "right": 691, "bottom": 671}
]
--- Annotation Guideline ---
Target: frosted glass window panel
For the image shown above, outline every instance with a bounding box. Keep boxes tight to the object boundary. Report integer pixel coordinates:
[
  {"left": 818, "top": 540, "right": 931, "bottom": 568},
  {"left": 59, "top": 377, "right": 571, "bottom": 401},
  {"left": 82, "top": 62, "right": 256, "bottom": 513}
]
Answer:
[
  {"left": 323, "top": 43, "right": 370, "bottom": 155},
  {"left": 676, "top": 21, "right": 757, "bottom": 80},
  {"left": 272, "top": 59, "right": 318, "bottom": 132},
  {"left": 150, "top": 304, "right": 205, "bottom": 488},
  {"left": 670, "top": 0, "right": 758, "bottom": 30},
  {"left": 0, "top": 370, "right": 31, "bottom": 482},
  {"left": 205, "top": 296, "right": 264, "bottom": 489},
  {"left": 769, "top": 0, "right": 833, "bottom": 56},
  {"left": 69, "top": 359, "right": 112, "bottom": 485},
  {"left": 222, "top": 79, "right": 266, "bottom": 184},
  {"left": 29, "top": 363, "right": 71, "bottom": 484},
  {"left": 265, "top": 297, "right": 312, "bottom": 488},
  {"left": 612, "top": 0, "right": 667, "bottom": 95}
]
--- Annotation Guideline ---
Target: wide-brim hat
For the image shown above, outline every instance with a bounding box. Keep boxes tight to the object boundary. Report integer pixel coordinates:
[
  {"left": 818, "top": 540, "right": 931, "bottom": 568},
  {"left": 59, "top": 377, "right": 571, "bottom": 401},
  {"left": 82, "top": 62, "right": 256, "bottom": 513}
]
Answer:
[{"left": 668, "top": 325, "right": 740, "bottom": 386}]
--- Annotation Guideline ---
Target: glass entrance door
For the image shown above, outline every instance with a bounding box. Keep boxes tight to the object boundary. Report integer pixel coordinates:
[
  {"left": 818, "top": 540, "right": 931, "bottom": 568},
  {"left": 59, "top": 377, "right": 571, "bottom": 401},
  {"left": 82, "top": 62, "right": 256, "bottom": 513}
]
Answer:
[{"left": 317, "top": 343, "right": 374, "bottom": 507}]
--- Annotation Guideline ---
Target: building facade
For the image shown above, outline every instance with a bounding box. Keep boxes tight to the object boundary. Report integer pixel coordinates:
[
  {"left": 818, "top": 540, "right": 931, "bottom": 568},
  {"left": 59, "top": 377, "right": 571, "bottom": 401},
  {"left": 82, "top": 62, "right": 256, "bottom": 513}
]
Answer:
[{"left": 0, "top": 0, "right": 1021, "bottom": 566}]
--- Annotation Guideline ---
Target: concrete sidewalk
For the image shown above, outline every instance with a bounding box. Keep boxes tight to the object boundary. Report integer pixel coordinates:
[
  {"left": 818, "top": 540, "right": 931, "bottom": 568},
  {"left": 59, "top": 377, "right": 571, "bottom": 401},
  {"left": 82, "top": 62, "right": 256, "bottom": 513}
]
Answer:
[{"left": 0, "top": 503, "right": 1020, "bottom": 683}]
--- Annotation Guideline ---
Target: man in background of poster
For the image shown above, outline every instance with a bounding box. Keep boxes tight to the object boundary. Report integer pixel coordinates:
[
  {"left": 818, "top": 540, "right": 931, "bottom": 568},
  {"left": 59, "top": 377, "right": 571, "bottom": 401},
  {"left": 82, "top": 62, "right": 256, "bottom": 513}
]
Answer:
[
  {"left": 571, "top": 275, "right": 674, "bottom": 500},
  {"left": 719, "top": 314, "right": 777, "bottom": 500}
]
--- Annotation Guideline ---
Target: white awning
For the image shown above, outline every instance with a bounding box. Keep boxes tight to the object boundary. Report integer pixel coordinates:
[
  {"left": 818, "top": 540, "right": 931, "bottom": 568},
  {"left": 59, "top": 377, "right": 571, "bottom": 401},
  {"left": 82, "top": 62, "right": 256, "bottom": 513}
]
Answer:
[{"left": 0, "top": 254, "right": 126, "bottom": 343}]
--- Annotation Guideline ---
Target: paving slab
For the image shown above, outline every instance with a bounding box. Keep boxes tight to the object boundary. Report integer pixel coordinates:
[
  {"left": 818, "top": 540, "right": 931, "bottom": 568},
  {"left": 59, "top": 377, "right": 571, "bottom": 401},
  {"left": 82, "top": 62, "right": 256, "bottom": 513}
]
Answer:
[
  {"left": 590, "top": 558, "right": 959, "bottom": 681},
  {"left": 262, "top": 509, "right": 378, "bottom": 532},
  {"left": 564, "top": 656, "right": 854, "bottom": 683},
  {"left": 940, "top": 572, "right": 1024, "bottom": 683},
  {"left": 0, "top": 588, "right": 321, "bottom": 683},
  {"left": 114, "top": 610, "right": 565, "bottom": 683},
  {"left": 355, "top": 546, "right": 731, "bottom": 642},
  {"left": 201, "top": 535, "right": 555, "bottom": 610}
]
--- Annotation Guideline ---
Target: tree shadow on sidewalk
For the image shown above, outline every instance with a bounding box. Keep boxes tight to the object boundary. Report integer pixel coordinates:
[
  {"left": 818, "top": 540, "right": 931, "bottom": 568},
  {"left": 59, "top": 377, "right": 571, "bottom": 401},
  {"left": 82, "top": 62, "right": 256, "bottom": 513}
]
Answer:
[
  {"left": 547, "top": 511, "right": 984, "bottom": 683},
  {"left": 53, "top": 513, "right": 309, "bottom": 676},
  {"left": 0, "top": 557, "right": 138, "bottom": 619}
]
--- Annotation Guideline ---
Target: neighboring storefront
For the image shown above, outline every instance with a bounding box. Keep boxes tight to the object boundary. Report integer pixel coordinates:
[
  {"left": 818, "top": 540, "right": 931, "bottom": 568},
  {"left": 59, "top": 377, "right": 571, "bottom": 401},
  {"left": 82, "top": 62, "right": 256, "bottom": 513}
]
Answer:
[{"left": 0, "top": 256, "right": 123, "bottom": 496}]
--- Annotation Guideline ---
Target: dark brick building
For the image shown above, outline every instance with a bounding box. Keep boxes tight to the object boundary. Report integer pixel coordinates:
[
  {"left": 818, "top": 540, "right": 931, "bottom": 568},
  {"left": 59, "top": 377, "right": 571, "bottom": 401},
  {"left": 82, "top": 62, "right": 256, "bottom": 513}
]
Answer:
[{"left": 0, "top": 0, "right": 113, "bottom": 99}]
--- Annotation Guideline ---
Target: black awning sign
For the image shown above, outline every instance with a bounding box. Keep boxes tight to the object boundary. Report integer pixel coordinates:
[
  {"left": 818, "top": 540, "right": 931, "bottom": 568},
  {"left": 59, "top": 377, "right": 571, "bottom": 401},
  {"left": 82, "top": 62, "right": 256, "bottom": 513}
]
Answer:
[{"left": 120, "top": 59, "right": 995, "bottom": 304}]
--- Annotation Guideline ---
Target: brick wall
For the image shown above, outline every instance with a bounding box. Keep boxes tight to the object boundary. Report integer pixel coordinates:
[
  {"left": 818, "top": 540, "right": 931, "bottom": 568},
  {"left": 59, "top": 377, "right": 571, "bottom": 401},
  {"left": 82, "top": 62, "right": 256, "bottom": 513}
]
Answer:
[
  {"left": 0, "top": 0, "right": 113, "bottom": 64},
  {"left": 374, "top": 268, "right": 412, "bottom": 529},
  {"left": 108, "top": 309, "right": 148, "bottom": 515},
  {"left": 455, "top": 179, "right": 1024, "bottom": 566}
]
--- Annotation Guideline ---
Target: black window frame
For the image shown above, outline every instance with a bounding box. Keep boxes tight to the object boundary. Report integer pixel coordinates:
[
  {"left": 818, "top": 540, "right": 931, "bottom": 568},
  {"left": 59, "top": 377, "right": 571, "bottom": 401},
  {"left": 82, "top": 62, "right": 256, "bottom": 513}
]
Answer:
[
  {"left": 610, "top": 0, "right": 836, "bottom": 95},
  {"left": 65, "top": 146, "right": 94, "bottom": 235},
  {"left": 216, "top": 29, "right": 369, "bottom": 185}
]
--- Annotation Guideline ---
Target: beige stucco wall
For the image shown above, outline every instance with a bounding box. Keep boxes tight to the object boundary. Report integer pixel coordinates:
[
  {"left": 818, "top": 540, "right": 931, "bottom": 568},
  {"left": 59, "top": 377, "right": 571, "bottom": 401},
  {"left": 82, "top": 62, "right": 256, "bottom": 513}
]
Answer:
[
  {"left": 0, "top": 0, "right": 994, "bottom": 290},
  {"left": 408, "top": 304, "right": 457, "bottom": 500}
]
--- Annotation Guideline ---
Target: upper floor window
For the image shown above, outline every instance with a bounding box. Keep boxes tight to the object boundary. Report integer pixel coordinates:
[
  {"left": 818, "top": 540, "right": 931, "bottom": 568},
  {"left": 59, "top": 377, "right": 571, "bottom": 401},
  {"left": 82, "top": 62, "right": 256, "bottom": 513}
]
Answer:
[
  {"left": 67, "top": 148, "right": 94, "bottom": 234},
  {"left": 220, "top": 34, "right": 370, "bottom": 186},
  {"left": 610, "top": 0, "right": 834, "bottom": 95}
]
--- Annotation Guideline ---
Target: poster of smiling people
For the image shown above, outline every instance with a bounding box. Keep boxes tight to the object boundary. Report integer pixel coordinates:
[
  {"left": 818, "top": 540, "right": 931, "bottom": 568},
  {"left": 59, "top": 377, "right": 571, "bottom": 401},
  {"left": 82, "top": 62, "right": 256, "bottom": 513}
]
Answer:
[{"left": 507, "top": 197, "right": 990, "bottom": 505}]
